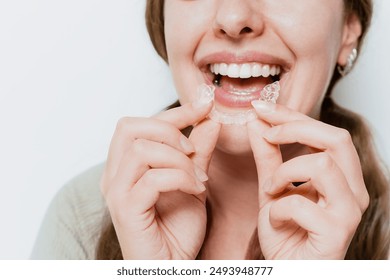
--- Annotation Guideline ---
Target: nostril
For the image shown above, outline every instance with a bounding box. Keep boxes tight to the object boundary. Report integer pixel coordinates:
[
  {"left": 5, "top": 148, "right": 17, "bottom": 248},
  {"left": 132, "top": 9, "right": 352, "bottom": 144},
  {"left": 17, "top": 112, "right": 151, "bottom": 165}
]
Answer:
[
  {"left": 240, "top": 27, "right": 253, "bottom": 34},
  {"left": 219, "top": 29, "right": 227, "bottom": 36},
  {"left": 216, "top": 26, "right": 254, "bottom": 39}
]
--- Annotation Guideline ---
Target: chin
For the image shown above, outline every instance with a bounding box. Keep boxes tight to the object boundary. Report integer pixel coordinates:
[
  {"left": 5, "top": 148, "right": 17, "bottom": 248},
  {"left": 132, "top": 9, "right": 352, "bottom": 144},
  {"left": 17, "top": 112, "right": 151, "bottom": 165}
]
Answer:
[{"left": 214, "top": 124, "right": 253, "bottom": 156}]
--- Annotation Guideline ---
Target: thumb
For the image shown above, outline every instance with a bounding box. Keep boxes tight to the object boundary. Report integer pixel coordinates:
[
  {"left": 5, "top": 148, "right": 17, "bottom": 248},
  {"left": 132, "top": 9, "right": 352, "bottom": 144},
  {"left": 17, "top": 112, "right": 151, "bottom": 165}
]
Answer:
[
  {"left": 247, "top": 119, "right": 283, "bottom": 208},
  {"left": 189, "top": 119, "right": 221, "bottom": 174}
]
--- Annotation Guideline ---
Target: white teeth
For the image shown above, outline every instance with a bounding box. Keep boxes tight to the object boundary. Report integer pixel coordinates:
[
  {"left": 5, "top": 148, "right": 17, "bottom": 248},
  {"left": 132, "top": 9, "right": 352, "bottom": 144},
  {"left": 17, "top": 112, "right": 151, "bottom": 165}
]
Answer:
[
  {"left": 219, "top": 63, "right": 228, "bottom": 75},
  {"left": 252, "top": 64, "right": 262, "bottom": 77},
  {"left": 210, "top": 62, "right": 281, "bottom": 78},
  {"left": 239, "top": 63, "right": 252, "bottom": 79},
  {"left": 262, "top": 65, "right": 270, "bottom": 77},
  {"left": 212, "top": 64, "right": 217, "bottom": 74},
  {"left": 227, "top": 64, "right": 240, "bottom": 78},
  {"left": 270, "top": 65, "right": 276, "bottom": 76}
]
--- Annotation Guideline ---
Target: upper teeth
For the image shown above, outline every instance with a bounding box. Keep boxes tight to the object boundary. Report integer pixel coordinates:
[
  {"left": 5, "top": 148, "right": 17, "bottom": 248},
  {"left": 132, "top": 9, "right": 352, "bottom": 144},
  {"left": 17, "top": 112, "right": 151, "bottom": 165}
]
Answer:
[{"left": 210, "top": 63, "right": 281, "bottom": 79}]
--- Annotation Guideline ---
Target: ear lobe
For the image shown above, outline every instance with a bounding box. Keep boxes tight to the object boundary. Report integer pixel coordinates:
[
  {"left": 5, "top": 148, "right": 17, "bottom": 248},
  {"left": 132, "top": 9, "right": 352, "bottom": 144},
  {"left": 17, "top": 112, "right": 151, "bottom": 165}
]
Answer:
[{"left": 337, "top": 13, "right": 362, "bottom": 66}]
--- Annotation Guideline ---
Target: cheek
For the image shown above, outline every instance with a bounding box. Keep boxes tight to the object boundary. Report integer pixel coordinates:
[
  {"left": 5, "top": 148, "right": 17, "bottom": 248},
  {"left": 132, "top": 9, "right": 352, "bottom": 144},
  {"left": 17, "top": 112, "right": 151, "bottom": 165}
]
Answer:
[
  {"left": 268, "top": 4, "right": 344, "bottom": 115},
  {"left": 164, "top": 2, "right": 213, "bottom": 61},
  {"left": 163, "top": 20, "right": 193, "bottom": 103},
  {"left": 164, "top": 3, "right": 213, "bottom": 103},
  {"left": 266, "top": 0, "right": 344, "bottom": 59},
  {"left": 275, "top": 15, "right": 343, "bottom": 61}
]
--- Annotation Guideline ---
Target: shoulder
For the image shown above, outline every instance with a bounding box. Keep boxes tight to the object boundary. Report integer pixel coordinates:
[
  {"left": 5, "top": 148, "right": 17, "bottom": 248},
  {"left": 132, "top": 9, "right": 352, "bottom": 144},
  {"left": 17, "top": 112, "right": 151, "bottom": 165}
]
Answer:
[
  {"left": 31, "top": 163, "right": 108, "bottom": 259},
  {"left": 59, "top": 163, "right": 106, "bottom": 215},
  {"left": 58, "top": 163, "right": 107, "bottom": 225}
]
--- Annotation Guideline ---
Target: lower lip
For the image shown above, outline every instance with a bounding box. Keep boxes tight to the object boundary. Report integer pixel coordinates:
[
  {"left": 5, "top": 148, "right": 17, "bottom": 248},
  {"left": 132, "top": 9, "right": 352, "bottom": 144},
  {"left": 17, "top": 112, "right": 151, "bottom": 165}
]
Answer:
[{"left": 213, "top": 86, "right": 261, "bottom": 108}]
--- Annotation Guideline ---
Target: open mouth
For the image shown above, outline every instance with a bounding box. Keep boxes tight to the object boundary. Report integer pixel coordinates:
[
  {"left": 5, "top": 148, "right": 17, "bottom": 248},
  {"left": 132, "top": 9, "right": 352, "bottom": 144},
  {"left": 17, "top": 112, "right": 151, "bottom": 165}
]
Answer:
[{"left": 209, "top": 62, "right": 282, "bottom": 108}]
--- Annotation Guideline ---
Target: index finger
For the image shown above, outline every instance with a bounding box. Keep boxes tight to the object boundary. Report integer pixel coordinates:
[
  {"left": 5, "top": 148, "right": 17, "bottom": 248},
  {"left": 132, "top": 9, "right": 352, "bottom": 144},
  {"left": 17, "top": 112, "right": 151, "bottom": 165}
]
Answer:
[
  {"left": 155, "top": 92, "right": 214, "bottom": 129},
  {"left": 247, "top": 119, "right": 283, "bottom": 208},
  {"left": 251, "top": 100, "right": 311, "bottom": 125}
]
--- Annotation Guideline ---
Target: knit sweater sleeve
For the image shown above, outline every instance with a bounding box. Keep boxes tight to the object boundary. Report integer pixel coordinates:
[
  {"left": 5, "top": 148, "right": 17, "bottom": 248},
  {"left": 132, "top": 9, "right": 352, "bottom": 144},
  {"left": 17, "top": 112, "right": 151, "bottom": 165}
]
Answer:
[{"left": 30, "top": 163, "right": 108, "bottom": 259}]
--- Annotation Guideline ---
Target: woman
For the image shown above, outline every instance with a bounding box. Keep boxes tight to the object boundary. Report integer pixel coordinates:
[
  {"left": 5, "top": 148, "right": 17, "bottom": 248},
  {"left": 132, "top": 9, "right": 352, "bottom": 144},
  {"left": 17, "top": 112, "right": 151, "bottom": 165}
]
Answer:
[{"left": 32, "top": 0, "right": 390, "bottom": 259}]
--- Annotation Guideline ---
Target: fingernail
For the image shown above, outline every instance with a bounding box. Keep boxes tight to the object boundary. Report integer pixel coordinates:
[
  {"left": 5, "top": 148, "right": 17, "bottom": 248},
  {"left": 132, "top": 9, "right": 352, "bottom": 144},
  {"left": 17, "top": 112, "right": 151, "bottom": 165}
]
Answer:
[
  {"left": 180, "top": 135, "right": 195, "bottom": 154},
  {"left": 194, "top": 165, "right": 209, "bottom": 182},
  {"left": 251, "top": 100, "right": 275, "bottom": 113},
  {"left": 263, "top": 178, "right": 273, "bottom": 193},
  {"left": 196, "top": 182, "right": 206, "bottom": 192},
  {"left": 263, "top": 126, "right": 279, "bottom": 141},
  {"left": 193, "top": 84, "right": 214, "bottom": 109}
]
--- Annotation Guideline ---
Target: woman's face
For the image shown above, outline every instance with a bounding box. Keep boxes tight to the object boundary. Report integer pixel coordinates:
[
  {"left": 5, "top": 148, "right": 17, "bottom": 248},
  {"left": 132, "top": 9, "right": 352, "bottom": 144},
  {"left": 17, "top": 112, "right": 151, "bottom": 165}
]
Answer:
[{"left": 164, "top": 0, "right": 360, "bottom": 155}]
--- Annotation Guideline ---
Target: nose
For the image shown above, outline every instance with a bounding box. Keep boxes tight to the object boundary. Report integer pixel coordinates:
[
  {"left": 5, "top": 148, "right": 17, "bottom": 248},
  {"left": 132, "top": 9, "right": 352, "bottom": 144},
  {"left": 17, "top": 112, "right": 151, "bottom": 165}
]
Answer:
[{"left": 213, "top": 0, "right": 265, "bottom": 40}]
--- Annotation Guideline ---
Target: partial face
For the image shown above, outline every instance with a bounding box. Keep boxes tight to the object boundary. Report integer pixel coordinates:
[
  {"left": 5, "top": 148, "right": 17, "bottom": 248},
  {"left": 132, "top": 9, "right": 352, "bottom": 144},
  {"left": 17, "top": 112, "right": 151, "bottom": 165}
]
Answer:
[{"left": 164, "top": 0, "right": 359, "bottom": 155}]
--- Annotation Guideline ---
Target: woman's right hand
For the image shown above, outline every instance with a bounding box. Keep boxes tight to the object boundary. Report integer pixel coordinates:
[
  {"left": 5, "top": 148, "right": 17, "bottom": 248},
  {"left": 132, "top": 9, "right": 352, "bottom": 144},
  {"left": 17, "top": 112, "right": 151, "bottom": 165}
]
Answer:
[{"left": 100, "top": 95, "right": 221, "bottom": 259}]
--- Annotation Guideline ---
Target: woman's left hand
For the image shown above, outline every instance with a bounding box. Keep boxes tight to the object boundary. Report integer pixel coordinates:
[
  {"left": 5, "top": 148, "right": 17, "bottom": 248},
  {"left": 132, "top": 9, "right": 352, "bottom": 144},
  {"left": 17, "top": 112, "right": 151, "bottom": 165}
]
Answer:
[{"left": 247, "top": 100, "right": 370, "bottom": 259}]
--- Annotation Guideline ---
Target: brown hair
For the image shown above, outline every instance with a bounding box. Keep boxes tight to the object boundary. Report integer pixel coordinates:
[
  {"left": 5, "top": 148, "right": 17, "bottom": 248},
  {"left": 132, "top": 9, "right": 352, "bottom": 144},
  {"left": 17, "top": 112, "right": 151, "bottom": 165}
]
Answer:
[{"left": 97, "top": 0, "right": 390, "bottom": 259}]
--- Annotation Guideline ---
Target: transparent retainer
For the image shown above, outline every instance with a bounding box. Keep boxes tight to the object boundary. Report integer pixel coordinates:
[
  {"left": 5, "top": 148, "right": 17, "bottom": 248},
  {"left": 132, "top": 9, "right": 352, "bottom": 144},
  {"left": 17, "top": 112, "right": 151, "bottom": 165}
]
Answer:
[{"left": 197, "top": 81, "right": 280, "bottom": 125}]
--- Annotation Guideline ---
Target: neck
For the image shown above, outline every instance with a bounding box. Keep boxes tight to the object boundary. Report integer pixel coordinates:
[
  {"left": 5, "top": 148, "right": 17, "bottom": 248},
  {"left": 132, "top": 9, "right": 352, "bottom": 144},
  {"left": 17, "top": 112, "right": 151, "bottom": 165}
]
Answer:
[
  {"left": 206, "top": 143, "right": 309, "bottom": 216},
  {"left": 199, "top": 143, "right": 309, "bottom": 259},
  {"left": 200, "top": 149, "right": 259, "bottom": 259},
  {"left": 207, "top": 148, "right": 259, "bottom": 222}
]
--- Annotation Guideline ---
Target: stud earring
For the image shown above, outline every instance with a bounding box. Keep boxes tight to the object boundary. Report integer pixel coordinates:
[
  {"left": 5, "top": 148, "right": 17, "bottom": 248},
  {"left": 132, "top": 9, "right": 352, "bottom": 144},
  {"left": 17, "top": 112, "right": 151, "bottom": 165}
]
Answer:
[{"left": 337, "top": 48, "right": 358, "bottom": 77}]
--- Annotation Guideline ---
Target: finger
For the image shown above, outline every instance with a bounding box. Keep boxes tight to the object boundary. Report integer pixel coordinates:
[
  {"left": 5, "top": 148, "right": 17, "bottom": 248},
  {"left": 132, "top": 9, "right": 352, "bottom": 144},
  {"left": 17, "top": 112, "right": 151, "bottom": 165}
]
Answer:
[
  {"left": 251, "top": 100, "right": 311, "bottom": 125},
  {"left": 247, "top": 119, "right": 283, "bottom": 207},
  {"left": 106, "top": 91, "right": 214, "bottom": 181},
  {"left": 269, "top": 194, "right": 360, "bottom": 259},
  {"left": 103, "top": 139, "right": 207, "bottom": 195},
  {"left": 269, "top": 194, "right": 330, "bottom": 233},
  {"left": 155, "top": 93, "right": 214, "bottom": 130},
  {"left": 262, "top": 120, "right": 368, "bottom": 210},
  {"left": 189, "top": 119, "right": 221, "bottom": 173},
  {"left": 105, "top": 117, "right": 196, "bottom": 180},
  {"left": 127, "top": 168, "right": 206, "bottom": 214},
  {"left": 263, "top": 120, "right": 353, "bottom": 152},
  {"left": 267, "top": 153, "right": 358, "bottom": 212}
]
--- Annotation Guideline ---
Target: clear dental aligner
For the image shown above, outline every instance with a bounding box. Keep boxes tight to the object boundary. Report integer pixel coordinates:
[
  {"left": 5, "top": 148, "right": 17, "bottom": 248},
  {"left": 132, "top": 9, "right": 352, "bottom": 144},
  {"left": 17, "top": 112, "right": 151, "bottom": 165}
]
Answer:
[
  {"left": 197, "top": 81, "right": 280, "bottom": 125},
  {"left": 260, "top": 81, "right": 280, "bottom": 104},
  {"left": 208, "top": 107, "right": 258, "bottom": 126}
]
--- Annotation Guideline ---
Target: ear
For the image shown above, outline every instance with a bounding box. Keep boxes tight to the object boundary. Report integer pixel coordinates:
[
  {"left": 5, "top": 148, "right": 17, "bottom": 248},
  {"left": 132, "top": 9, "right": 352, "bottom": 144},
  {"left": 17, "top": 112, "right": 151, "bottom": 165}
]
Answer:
[{"left": 337, "top": 13, "right": 362, "bottom": 66}]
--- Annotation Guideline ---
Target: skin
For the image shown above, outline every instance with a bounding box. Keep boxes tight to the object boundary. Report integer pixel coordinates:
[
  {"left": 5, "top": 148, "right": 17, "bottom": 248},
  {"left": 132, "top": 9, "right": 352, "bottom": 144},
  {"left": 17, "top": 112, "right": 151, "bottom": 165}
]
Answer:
[{"left": 101, "top": 0, "right": 369, "bottom": 259}]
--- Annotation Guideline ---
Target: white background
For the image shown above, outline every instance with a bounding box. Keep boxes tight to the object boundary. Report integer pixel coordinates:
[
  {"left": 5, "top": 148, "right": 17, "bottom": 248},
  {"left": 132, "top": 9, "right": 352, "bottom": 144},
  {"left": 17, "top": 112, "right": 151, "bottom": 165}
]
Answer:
[{"left": 0, "top": 0, "right": 389, "bottom": 259}]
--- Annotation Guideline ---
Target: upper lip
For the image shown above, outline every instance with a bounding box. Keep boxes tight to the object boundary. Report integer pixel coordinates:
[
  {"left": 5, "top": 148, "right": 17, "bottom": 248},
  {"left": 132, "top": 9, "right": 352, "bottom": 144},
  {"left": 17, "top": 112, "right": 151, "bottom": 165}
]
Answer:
[{"left": 197, "top": 51, "right": 291, "bottom": 73}]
